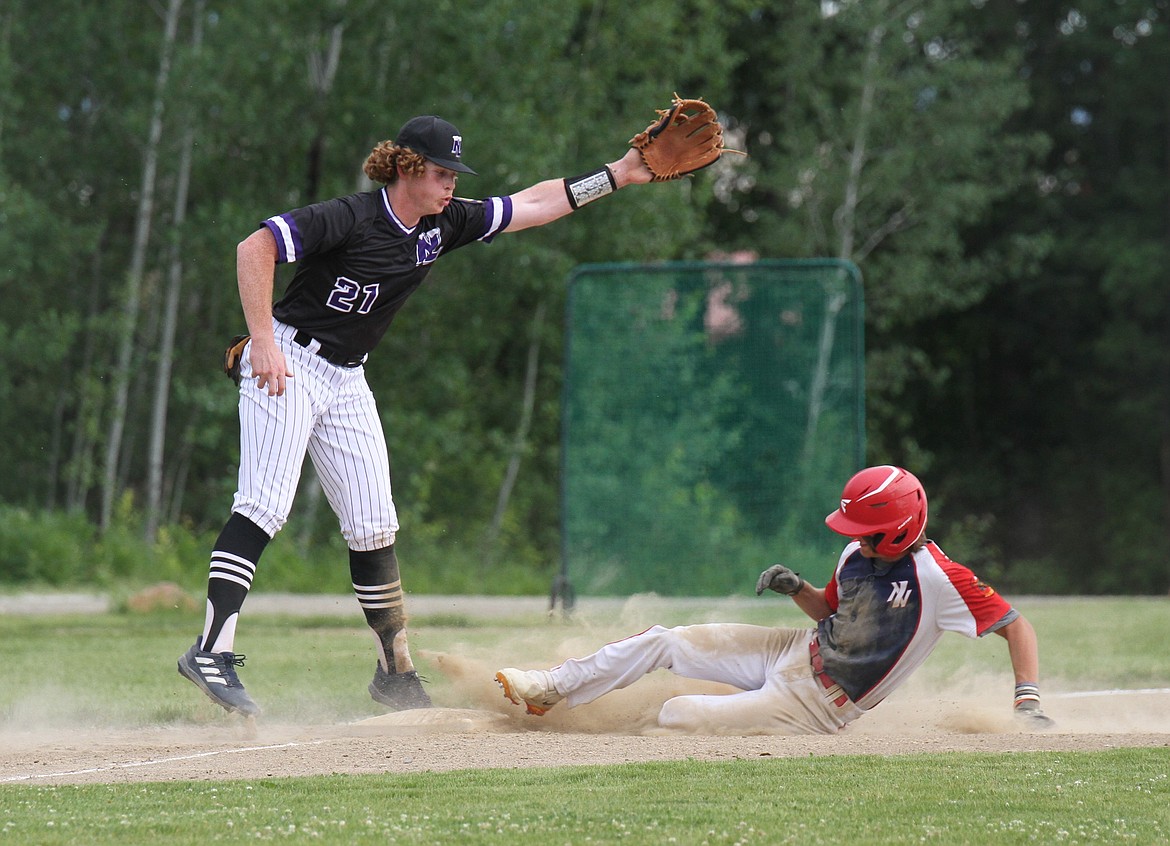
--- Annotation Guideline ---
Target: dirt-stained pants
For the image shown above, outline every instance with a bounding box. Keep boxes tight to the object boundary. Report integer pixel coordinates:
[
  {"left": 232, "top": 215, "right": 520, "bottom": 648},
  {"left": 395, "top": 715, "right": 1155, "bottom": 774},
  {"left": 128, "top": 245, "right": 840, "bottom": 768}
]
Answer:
[{"left": 550, "top": 624, "right": 864, "bottom": 734}]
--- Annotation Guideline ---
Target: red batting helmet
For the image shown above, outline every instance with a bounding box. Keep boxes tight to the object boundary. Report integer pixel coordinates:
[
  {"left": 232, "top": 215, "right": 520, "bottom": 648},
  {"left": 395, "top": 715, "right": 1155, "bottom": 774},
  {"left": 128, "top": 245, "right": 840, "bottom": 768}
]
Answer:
[{"left": 825, "top": 465, "right": 928, "bottom": 557}]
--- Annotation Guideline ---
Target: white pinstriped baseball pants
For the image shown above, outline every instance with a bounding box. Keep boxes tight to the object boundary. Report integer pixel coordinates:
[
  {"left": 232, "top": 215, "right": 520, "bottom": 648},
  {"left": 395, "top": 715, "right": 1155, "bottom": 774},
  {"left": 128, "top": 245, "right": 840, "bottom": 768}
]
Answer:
[
  {"left": 231, "top": 319, "right": 398, "bottom": 550},
  {"left": 550, "top": 624, "right": 865, "bottom": 734}
]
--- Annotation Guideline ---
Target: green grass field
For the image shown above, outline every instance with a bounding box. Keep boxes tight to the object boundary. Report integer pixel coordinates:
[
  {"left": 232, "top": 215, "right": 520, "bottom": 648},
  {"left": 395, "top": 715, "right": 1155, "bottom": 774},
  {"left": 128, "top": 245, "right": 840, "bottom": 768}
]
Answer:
[
  {"left": 1, "top": 751, "right": 1168, "bottom": 845},
  {"left": 1, "top": 595, "right": 1168, "bottom": 844}
]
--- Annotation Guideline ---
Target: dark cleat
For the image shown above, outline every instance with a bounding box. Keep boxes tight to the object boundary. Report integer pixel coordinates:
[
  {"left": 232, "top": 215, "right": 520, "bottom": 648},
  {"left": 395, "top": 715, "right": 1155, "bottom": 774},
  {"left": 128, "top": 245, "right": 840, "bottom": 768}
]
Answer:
[{"left": 178, "top": 637, "right": 261, "bottom": 717}]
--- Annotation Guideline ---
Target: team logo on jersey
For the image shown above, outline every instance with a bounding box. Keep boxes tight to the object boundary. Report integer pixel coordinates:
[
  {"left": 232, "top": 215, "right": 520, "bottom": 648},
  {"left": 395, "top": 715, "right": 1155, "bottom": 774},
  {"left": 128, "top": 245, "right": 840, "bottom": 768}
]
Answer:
[
  {"left": 451, "top": 135, "right": 463, "bottom": 158},
  {"left": 972, "top": 577, "right": 997, "bottom": 597},
  {"left": 887, "top": 580, "right": 913, "bottom": 608},
  {"left": 417, "top": 227, "right": 443, "bottom": 266}
]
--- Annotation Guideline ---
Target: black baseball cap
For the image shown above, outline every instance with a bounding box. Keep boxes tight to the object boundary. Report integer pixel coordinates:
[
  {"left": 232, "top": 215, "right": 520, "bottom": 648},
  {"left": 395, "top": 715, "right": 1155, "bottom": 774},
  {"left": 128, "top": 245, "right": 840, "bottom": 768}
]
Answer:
[{"left": 394, "top": 115, "right": 477, "bottom": 175}]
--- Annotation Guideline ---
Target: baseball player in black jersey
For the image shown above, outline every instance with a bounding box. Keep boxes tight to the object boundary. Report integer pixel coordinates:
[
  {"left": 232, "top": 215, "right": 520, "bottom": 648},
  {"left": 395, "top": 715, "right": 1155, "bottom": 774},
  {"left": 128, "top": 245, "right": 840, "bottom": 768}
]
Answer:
[{"left": 178, "top": 114, "right": 655, "bottom": 716}]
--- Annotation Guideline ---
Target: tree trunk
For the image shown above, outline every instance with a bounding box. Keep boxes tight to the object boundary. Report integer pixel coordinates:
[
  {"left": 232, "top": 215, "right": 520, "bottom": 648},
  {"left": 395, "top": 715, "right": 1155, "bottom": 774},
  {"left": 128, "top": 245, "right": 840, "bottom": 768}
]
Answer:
[
  {"left": 297, "top": 14, "right": 347, "bottom": 552},
  {"left": 66, "top": 228, "right": 111, "bottom": 513},
  {"left": 801, "top": 21, "right": 882, "bottom": 466},
  {"left": 485, "top": 300, "right": 546, "bottom": 561},
  {"left": 100, "top": 0, "right": 184, "bottom": 530},
  {"left": 1161, "top": 83, "right": 1170, "bottom": 592},
  {"left": 305, "top": 15, "right": 345, "bottom": 200},
  {"left": 146, "top": 0, "right": 202, "bottom": 543},
  {"left": 167, "top": 410, "right": 201, "bottom": 525},
  {"left": 0, "top": 9, "right": 9, "bottom": 151}
]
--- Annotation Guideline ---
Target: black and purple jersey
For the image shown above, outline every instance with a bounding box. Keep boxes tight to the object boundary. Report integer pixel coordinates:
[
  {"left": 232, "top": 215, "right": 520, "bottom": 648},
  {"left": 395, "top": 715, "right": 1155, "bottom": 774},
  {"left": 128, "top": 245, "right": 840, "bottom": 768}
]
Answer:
[
  {"left": 817, "top": 540, "right": 1017, "bottom": 709},
  {"left": 263, "top": 188, "right": 512, "bottom": 358}
]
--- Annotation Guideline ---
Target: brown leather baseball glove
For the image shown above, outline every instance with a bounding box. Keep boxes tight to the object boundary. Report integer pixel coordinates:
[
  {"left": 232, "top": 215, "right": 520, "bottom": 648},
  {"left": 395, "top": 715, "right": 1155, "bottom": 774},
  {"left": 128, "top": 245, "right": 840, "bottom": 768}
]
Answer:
[
  {"left": 630, "top": 95, "right": 739, "bottom": 181},
  {"left": 223, "top": 333, "right": 250, "bottom": 386}
]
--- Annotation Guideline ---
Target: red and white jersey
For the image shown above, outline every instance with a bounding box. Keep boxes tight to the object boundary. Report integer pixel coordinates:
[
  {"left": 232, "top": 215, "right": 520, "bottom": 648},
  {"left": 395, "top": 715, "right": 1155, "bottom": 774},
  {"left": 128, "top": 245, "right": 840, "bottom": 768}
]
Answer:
[{"left": 817, "top": 540, "right": 1016, "bottom": 710}]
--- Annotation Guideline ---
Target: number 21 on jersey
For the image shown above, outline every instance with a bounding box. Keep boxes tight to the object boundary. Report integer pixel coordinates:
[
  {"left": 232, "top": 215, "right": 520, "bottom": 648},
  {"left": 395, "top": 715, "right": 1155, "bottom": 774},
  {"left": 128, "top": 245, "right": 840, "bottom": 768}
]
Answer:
[{"left": 327, "top": 277, "right": 379, "bottom": 314}]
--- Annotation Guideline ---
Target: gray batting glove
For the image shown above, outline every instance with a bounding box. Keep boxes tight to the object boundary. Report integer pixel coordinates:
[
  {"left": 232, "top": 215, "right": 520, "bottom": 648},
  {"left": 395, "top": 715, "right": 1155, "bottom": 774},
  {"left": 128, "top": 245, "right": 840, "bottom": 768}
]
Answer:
[{"left": 756, "top": 564, "right": 805, "bottom": 596}]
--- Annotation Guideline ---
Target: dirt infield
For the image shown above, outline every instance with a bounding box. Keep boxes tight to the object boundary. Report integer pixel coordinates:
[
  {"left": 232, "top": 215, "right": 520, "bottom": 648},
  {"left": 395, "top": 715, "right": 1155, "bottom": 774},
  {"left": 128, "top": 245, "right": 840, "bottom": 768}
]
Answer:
[
  {"left": 3, "top": 678, "right": 1168, "bottom": 785},
  {"left": 2, "top": 594, "right": 1167, "bottom": 785}
]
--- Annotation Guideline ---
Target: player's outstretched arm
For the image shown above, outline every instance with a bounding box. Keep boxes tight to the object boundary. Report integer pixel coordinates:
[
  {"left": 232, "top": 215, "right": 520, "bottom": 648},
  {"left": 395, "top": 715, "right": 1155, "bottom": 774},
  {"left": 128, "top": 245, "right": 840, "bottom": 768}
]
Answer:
[
  {"left": 504, "top": 148, "right": 653, "bottom": 233},
  {"left": 503, "top": 94, "right": 734, "bottom": 233},
  {"left": 756, "top": 563, "right": 832, "bottom": 620},
  {"left": 790, "top": 583, "right": 833, "bottom": 622},
  {"left": 997, "top": 615, "right": 1041, "bottom": 683},
  {"left": 996, "top": 615, "right": 1056, "bottom": 729}
]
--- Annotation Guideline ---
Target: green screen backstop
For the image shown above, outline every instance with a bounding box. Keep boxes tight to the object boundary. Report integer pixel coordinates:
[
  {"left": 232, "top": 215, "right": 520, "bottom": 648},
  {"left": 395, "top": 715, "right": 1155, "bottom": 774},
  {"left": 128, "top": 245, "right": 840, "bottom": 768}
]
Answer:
[{"left": 558, "top": 259, "right": 864, "bottom": 602}]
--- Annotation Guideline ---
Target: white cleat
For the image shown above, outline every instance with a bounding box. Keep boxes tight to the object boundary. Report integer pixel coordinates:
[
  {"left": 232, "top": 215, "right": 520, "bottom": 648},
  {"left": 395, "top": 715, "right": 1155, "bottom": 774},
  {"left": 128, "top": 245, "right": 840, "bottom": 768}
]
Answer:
[{"left": 495, "top": 667, "right": 563, "bottom": 716}]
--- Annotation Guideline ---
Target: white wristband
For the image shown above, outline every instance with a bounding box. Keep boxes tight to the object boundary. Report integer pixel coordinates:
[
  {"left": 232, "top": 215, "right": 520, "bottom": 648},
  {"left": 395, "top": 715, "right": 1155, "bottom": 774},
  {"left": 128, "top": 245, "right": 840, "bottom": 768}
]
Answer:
[{"left": 564, "top": 166, "right": 616, "bottom": 209}]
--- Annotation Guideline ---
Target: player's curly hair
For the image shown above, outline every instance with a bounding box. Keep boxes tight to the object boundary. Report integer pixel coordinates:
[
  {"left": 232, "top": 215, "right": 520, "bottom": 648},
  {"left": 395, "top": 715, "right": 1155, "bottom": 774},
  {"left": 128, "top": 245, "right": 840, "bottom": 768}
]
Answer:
[{"left": 363, "top": 141, "right": 428, "bottom": 184}]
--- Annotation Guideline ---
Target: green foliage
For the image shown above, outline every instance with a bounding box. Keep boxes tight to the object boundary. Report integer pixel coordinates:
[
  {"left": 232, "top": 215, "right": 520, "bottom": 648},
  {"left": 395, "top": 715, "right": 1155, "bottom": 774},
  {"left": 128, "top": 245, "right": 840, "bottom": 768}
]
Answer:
[
  {"left": 1, "top": 0, "right": 1169, "bottom": 595},
  {"left": 0, "top": 503, "right": 548, "bottom": 596},
  {"left": 0, "top": 508, "right": 89, "bottom": 585},
  {"left": 0, "top": 504, "right": 194, "bottom": 589},
  {"left": 904, "top": 0, "right": 1170, "bottom": 594},
  {"left": 0, "top": 0, "right": 744, "bottom": 582}
]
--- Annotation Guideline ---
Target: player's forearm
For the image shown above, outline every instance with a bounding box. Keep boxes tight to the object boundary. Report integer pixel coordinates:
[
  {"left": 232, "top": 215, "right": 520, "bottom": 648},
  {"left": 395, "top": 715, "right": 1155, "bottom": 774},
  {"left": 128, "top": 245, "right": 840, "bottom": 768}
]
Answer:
[
  {"left": 506, "top": 149, "right": 653, "bottom": 233},
  {"left": 237, "top": 229, "right": 279, "bottom": 340},
  {"left": 505, "top": 178, "right": 576, "bottom": 232},
  {"left": 999, "top": 616, "right": 1041, "bottom": 684},
  {"left": 791, "top": 584, "right": 833, "bottom": 621}
]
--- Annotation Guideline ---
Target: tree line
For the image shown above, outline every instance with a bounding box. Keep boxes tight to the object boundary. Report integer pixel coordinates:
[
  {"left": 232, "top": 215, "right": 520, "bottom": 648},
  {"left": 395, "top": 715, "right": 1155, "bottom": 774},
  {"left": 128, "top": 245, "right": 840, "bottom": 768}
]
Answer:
[{"left": 1, "top": 0, "right": 1166, "bottom": 594}]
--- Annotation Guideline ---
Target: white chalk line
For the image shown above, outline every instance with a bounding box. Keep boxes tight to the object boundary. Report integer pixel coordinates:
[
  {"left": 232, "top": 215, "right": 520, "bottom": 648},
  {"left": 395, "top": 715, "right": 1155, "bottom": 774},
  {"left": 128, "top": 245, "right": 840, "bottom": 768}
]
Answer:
[
  {"left": 1, "top": 739, "right": 330, "bottom": 784},
  {"left": 5, "top": 687, "right": 1170, "bottom": 783},
  {"left": 1050, "top": 687, "right": 1170, "bottom": 699}
]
